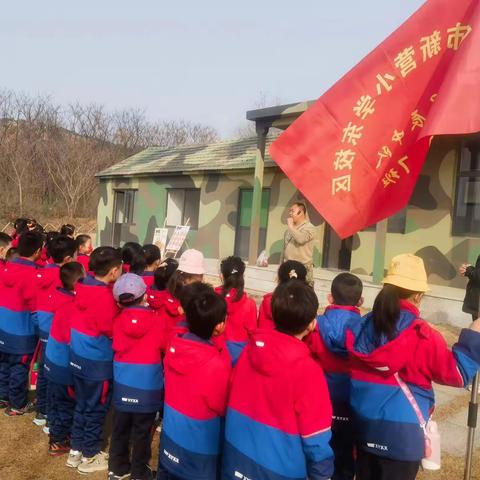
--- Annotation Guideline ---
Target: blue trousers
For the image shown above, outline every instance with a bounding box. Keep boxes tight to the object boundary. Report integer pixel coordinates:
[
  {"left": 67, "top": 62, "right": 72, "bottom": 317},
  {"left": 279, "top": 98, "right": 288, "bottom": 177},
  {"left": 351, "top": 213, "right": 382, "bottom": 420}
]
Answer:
[
  {"left": 48, "top": 381, "right": 75, "bottom": 443},
  {"left": 36, "top": 341, "right": 48, "bottom": 415},
  {"left": 71, "top": 376, "right": 112, "bottom": 458},
  {"left": 0, "top": 352, "right": 32, "bottom": 409}
]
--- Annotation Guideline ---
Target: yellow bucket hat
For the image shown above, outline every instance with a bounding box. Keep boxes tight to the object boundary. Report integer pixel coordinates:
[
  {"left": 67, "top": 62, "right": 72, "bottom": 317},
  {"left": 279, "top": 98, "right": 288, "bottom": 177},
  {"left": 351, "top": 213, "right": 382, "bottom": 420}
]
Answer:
[{"left": 382, "top": 253, "right": 430, "bottom": 292}]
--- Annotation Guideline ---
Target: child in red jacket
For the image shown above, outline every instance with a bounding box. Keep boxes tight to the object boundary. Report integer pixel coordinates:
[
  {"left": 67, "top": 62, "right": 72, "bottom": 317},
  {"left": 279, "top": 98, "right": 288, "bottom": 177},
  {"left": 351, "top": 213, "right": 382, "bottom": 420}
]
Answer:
[
  {"left": 306, "top": 272, "right": 363, "bottom": 480},
  {"left": 109, "top": 273, "right": 167, "bottom": 480},
  {"left": 140, "top": 244, "right": 161, "bottom": 288},
  {"left": 215, "top": 256, "right": 257, "bottom": 365},
  {"left": 45, "top": 262, "right": 85, "bottom": 455},
  {"left": 75, "top": 234, "right": 93, "bottom": 273},
  {"left": 69, "top": 247, "right": 123, "bottom": 474},
  {"left": 34, "top": 235, "right": 76, "bottom": 428},
  {"left": 157, "top": 283, "right": 230, "bottom": 480},
  {"left": 0, "top": 231, "right": 43, "bottom": 416},
  {"left": 223, "top": 280, "right": 334, "bottom": 480},
  {"left": 258, "top": 260, "right": 308, "bottom": 330}
]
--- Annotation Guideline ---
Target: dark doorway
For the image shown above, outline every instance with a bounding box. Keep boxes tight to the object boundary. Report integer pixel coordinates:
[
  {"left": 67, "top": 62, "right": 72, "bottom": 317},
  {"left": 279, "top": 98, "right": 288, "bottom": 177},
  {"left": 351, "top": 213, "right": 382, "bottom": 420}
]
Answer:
[
  {"left": 322, "top": 224, "right": 352, "bottom": 270},
  {"left": 112, "top": 190, "right": 136, "bottom": 247}
]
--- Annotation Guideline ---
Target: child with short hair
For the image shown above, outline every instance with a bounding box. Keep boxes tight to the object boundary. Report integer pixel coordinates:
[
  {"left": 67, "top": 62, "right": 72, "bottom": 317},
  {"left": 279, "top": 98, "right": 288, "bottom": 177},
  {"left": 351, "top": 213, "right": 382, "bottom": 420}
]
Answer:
[
  {"left": 122, "top": 242, "right": 145, "bottom": 274},
  {"left": 75, "top": 234, "right": 93, "bottom": 272},
  {"left": 0, "top": 231, "right": 44, "bottom": 415},
  {"left": 215, "top": 256, "right": 257, "bottom": 364},
  {"left": 68, "top": 246, "right": 123, "bottom": 473},
  {"left": 45, "top": 262, "right": 86, "bottom": 455},
  {"left": 140, "top": 244, "right": 161, "bottom": 287},
  {"left": 223, "top": 280, "right": 334, "bottom": 480},
  {"left": 258, "top": 260, "right": 307, "bottom": 330},
  {"left": 108, "top": 273, "right": 166, "bottom": 480},
  {"left": 157, "top": 283, "right": 230, "bottom": 480},
  {"left": 34, "top": 235, "right": 77, "bottom": 427},
  {"left": 306, "top": 272, "right": 363, "bottom": 480}
]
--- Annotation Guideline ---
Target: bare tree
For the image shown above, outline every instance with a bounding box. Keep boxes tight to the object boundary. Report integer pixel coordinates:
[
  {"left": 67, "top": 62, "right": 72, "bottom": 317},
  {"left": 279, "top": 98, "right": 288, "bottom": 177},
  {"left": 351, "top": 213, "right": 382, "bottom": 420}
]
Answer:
[{"left": 234, "top": 91, "right": 283, "bottom": 139}]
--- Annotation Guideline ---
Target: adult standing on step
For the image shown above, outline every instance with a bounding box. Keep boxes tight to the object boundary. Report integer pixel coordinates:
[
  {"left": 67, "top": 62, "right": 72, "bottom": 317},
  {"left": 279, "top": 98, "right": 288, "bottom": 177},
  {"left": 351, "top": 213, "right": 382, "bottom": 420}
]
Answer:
[{"left": 282, "top": 202, "right": 316, "bottom": 286}]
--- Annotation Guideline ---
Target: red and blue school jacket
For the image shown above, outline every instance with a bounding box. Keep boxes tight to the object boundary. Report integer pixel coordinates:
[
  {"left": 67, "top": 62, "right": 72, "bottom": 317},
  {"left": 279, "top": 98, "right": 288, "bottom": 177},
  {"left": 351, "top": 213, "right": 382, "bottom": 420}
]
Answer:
[
  {"left": 140, "top": 271, "right": 155, "bottom": 288},
  {"left": 0, "top": 257, "right": 42, "bottom": 355},
  {"left": 35, "top": 264, "right": 61, "bottom": 343},
  {"left": 113, "top": 305, "right": 166, "bottom": 413},
  {"left": 147, "top": 288, "right": 182, "bottom": 334},
  {"left": 45, "top": 289, "right": 76, "bottom": 385},
  {"left": 306, "top": 305, "right": 361, "bottom": 420},
  {"left": 223, "top": 329, "right": 334, "bottom": 480},
  {"left": 160, "top": 332, "right": 231, "bottom": 480},
  {"left": 76, "top": 254, "right": 90, "bottom": 273},
  {"left": 347, "top": 300, "right": 480, "bottom": 462},
  {"left": 214, "top": 287, "right": 257, "bottom": 365},
  {"left": 70, "top": 275, "right": 119, "bottom": 381},
  {"left": 258, "top": 292, "right": 274, "bottom": 330}
]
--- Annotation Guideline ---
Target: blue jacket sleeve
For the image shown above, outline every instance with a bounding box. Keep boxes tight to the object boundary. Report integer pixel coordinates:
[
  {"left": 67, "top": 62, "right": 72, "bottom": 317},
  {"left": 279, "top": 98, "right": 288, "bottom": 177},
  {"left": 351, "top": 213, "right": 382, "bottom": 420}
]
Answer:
[
  {"left": 453, "top": 329, "right": 480, "bottom": 386},
  {"left": 302, "top": 431, "right": 334, "bottom": 480}
]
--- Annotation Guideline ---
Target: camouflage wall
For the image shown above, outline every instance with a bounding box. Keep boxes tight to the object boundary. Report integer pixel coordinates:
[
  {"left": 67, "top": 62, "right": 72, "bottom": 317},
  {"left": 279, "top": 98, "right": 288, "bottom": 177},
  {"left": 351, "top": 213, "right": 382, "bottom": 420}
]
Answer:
[
  {"left": 97, "top": 170, "right": 324, "bottom": 263},
  {"left": 351, "top": 136, "right": 480, "bottom": 288},
  {"left": 97, "top": 135, "right": 474, "bottom": 288}
]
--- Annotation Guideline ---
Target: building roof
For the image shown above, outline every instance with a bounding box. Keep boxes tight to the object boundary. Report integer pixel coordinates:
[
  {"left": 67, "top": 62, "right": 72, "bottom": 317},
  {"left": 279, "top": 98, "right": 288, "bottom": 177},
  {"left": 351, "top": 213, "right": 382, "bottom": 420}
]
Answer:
[
  {"left": 96, "top": 135, "right": 280, "bottom": 178},
  {"left": 246, "top": 100, "right": 315, "bottom": 130}
]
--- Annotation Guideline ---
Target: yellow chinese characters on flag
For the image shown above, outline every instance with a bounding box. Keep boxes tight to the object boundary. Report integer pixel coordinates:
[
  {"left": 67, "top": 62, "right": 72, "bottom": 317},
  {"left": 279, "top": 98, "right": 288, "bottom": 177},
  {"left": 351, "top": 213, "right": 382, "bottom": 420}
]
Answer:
[{"left": 270, "top": 0, "right": 480, "bottom": 239}]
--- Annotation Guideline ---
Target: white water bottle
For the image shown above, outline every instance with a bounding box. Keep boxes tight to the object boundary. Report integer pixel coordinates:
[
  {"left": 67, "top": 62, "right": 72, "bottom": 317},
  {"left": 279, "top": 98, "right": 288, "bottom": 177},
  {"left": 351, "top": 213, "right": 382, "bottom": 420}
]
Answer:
[{"left": 422, "top": 420, "right": 441, "bottom": 470}]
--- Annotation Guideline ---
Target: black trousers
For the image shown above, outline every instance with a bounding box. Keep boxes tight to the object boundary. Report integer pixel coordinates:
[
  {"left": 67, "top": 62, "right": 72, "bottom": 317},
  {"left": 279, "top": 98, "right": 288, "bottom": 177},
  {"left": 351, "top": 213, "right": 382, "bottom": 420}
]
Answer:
[
  {"left": 331, "top": 419, "right": 355, "bottom": 480},
  {"left": 108, "top": 409, "right": 156, "bottom": 480},
  {"left": 356, "top": 449, "right": 420, "bottom": 480}
]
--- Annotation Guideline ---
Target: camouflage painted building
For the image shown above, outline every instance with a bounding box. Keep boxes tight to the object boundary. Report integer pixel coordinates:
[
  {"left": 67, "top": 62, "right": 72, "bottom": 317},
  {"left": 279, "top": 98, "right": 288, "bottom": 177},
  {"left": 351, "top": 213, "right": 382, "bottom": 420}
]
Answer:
[{"left": 97, "top": 101, "right": 480, "bottom": 290}]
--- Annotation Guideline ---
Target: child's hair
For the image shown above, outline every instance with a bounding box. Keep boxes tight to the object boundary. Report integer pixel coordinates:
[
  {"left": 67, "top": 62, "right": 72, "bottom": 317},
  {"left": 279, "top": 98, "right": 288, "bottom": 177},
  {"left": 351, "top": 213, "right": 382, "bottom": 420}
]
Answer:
[
  {"left": 168, "top": 270, "right": 203, "bottom": 299},
  {"left": 272, "top": 280, "right": 319, "bottom": 335},
  {"left": 0, "top": 232, "right": 12, "bottom": 248},
  {"left": 184, "top": 283, "right": 227, "bottom": 340},
  {"left": 45, "top": 231, "right": 60, "bottom": 245},
  {"left": 14, "top": 218, "right": 29, "bottom": 236},
  {"left": 75, "top": 234, "right": 92, "bottom": 251},
  {"left": 371, "top": 284, "right": 419, "bottom": 340},
  {"left": 46, "top": 235, "right": 76, "bottom": 264},
  {"left": 89, "top": 246, "right": 123, "bottom": 277},
  {"left": 142, "top": 244, "right": 161, "bottom": 267},
  {"left": 179, "top": 281, "right": 213, "bottom": 311},
  {"left": 60, "top": 224, "right": 75, "bottom": 237},
  {"left": 5, "top": 247, "right": 18, "bottom": 261},
  {"left": 60, "top": 262, "right": 85, "bottom": 291},
  {"left": 122, "top": 242, "right": 146, "bottom": 274},
  {"left": 220, "top": 256, "right": 245, "bottom": 302},
  {"left": 278, "top": 260, "right": 307, "bottom": 284},
  {"left": 17, "top": 231, "right": 44, "bottom": 258},
  {"left": 154, "top": 258, "right": 179, "bottom": 291},
  {"left": 331, "top": 272, "right": 363, "bottom": 306}
]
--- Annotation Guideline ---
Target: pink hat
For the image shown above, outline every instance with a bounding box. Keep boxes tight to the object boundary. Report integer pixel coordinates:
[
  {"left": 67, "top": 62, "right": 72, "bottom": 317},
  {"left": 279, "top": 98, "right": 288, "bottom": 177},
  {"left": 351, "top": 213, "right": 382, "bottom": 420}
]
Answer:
[{"left": 178, "top": 249, "right": 205, "bottom": 275}]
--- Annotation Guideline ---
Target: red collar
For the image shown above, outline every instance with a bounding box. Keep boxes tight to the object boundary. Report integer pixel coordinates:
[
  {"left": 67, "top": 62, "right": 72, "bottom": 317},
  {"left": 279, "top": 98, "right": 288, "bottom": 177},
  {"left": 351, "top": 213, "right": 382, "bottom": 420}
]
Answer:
[
  {"left": 325, "top": 304, "right": 361, "bottom": 315},
  {"left": 399, "top": 299, "right": 420, "bottom": 317}
]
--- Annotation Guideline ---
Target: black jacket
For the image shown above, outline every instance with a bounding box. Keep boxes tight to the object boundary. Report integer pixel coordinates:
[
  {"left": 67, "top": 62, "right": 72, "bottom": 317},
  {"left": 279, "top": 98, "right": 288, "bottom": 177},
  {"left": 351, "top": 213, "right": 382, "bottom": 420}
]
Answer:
[{"left": 463, "top": 255, "right": 480, "bottom": 315}]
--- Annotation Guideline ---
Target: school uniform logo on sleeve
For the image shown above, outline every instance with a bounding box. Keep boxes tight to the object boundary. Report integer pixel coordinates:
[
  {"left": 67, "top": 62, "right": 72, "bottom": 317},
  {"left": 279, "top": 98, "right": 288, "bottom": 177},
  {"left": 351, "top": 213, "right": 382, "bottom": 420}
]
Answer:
[{"left": 234, "top": 471, "right": 252, "bottom": 480}]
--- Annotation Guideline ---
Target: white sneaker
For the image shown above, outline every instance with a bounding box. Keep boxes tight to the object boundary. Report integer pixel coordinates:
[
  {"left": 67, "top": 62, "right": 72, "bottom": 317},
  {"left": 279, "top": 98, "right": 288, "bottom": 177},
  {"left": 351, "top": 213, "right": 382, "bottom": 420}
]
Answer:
[
  {"left": 42, "top": 425, "right": 50, "bottom": 435},
  {"left": 77, "top": 451, "right": 109, "bottom": 474},
  {"left": 66, "top": 449, "right": 83, "bottom": 468}
]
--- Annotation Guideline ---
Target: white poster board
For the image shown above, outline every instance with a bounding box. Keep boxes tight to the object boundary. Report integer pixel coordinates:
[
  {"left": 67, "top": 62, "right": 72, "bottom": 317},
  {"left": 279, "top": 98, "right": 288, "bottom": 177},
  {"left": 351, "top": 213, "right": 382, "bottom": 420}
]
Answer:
[
  {"left": 153, "top": 227, "right": 169, "bottom": 259},
  {"left": 165, "top": 225, "right": 190, "bottom": 258}
]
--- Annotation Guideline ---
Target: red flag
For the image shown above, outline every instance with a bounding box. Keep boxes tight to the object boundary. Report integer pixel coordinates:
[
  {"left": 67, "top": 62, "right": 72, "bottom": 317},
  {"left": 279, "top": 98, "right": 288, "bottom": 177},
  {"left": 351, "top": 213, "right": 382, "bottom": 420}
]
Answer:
[{"left": 270, "top": 0, "right": 480, "bottom": 239}]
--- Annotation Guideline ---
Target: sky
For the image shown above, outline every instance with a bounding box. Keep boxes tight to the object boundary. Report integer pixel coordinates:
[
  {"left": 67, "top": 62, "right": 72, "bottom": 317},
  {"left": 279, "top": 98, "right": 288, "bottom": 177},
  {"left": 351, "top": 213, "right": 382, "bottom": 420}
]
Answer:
[{"left": 2, "top": 1, "right": 426, "bottom": 137}]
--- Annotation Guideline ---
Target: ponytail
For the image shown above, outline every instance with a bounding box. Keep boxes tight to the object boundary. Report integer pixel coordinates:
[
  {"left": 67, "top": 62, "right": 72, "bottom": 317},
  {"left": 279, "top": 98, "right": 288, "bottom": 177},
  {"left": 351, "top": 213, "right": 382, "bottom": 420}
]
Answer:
[
  {"left": 372, "top": 284, "right": 418, "bottom": 339},
  {"left": 220, "top": 256, "right": 245, "bottom": 302}
]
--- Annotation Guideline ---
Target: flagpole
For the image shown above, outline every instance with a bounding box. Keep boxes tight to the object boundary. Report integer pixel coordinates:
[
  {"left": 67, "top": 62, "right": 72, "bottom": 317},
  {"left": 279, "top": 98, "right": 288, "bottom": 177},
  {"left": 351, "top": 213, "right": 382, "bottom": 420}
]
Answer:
[{"left": 464, "top": 304, "right": 480, "bottom": 480}]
